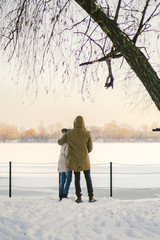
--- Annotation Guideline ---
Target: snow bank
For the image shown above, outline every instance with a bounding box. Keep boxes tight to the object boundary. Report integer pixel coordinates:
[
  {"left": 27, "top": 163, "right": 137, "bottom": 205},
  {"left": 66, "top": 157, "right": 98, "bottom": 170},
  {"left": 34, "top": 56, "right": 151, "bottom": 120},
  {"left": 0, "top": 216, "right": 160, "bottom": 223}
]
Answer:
[{"left": 0, "top": 195, "right": 160, "bottom": 240}]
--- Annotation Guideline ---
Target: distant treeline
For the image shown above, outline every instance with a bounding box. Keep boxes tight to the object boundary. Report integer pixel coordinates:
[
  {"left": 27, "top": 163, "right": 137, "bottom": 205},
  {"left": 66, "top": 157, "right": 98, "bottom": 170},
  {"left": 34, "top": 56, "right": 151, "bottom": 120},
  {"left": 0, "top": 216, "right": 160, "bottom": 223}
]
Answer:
[{"left": 0, "top": 121, "right": 159, "bottom": 142}]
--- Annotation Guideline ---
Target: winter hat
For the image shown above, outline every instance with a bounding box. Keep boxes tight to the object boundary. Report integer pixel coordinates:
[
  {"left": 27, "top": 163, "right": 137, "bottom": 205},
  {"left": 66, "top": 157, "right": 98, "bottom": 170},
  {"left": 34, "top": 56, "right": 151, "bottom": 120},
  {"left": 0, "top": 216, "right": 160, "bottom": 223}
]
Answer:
[{"left": 61, "top": 128, "right": 68, "bottom": 133}]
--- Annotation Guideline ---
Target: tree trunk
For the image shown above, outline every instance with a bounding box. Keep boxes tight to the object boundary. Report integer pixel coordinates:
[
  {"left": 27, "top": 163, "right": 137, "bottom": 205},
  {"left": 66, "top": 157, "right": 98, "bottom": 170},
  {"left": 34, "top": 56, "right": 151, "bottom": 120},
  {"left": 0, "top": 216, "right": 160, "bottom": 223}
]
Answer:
[{"left": 75, "top": 0, "right": 160, "bottom": 110}]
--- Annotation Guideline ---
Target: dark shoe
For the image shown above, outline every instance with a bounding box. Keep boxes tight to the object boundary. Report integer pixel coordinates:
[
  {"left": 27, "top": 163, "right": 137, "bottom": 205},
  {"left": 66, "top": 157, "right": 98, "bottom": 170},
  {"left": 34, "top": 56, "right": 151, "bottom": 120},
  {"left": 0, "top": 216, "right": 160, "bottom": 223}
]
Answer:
[
  {"left": 89, "top": 196, "right": 96, "bottom": 203},
  {"left": 63, "top": 195, "right": 69, "bottom": 199},
  {"left": 59, "top": 194, "right": 64, "bottom": 201},
  {"left": 63, "top": 194, "right": 69, "bottom": 199},
  {"left": 75, "top": 197, "right": 82, "bottom": 203}
]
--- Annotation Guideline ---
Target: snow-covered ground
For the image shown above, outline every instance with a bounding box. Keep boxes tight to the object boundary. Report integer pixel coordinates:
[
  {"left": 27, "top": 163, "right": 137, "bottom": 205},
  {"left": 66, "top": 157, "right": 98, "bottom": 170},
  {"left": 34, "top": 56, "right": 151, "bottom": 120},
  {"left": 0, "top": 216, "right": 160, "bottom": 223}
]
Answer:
[
  {"left": 1, "top": 142, "right": 160, "bottom": 239},
  {"left": 0, "top": 195, "right": 160, "bottom": 240}
]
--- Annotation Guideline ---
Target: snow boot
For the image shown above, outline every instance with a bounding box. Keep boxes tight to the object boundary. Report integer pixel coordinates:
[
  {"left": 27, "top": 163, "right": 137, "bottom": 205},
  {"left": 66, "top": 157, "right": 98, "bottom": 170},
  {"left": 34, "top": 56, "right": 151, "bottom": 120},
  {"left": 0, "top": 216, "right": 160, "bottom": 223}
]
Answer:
[
  {"left": 89, "top": 196, "right": 96, "bottom": 203},
  {"left": 75, "top": 196, "right": 82, "bottom": 203}
]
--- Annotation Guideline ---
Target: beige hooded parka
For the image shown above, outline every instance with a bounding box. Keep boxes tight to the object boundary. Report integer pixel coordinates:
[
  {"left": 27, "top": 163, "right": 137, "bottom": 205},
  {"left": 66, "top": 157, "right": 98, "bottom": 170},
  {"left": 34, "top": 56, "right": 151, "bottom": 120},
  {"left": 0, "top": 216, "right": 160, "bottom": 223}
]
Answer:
[{"left": 58, "top": 116, "right": 93, "bottom": 172}]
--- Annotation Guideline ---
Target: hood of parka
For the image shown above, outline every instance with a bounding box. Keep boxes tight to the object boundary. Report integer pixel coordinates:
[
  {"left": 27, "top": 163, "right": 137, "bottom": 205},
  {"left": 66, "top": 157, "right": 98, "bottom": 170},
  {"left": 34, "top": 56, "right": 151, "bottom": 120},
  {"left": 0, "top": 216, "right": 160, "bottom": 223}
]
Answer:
[{"left": 73, "top": 116, "right": 85, "bottom": 129}]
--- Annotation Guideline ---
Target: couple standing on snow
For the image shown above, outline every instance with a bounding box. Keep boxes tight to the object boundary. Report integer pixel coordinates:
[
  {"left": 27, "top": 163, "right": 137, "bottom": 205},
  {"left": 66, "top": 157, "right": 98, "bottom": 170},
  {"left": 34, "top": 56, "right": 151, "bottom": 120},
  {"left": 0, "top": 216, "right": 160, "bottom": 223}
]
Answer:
[{"left": 57, "top": 115, "right": 96, "bottom": 203}]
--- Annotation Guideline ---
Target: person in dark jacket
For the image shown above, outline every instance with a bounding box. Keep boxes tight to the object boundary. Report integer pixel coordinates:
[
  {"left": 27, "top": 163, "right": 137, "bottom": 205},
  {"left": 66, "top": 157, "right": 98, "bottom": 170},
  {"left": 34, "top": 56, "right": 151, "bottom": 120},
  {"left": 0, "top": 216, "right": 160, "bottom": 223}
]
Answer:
[{"left": 58, "top": 116, "right": 95, "bottom": 203}]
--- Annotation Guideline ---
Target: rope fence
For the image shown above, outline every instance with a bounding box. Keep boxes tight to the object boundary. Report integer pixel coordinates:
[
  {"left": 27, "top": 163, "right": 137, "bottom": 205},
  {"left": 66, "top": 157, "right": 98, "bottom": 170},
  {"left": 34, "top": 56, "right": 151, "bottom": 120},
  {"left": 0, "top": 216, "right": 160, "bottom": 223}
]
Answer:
[{"left": 0, "top": 161, "right": 160, "bottom": 198}]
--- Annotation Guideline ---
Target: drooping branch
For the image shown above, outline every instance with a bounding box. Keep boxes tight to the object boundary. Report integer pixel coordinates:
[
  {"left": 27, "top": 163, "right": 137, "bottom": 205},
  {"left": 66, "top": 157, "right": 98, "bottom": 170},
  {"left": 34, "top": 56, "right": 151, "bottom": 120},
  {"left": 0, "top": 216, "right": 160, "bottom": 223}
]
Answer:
[
  {"left": 0, "top": 0, "right": 160, "bottom": 110},
  {"left": 40, "top": 0, "right": 70, "bottom": 72},
  {"left": 104, "top": 58, "right": 114, "bottom": 89},
  {"left": 4, "top": 0, "right": 28, "bottom": 51}
]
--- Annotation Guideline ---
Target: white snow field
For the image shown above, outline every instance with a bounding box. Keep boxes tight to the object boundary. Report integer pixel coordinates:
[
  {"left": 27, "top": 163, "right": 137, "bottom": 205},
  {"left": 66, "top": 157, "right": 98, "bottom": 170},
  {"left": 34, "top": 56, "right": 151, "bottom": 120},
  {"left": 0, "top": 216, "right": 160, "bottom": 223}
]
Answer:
[
  {"left": 0, "top": 196, "right": 160, "bottom": 240},
  {"left": 0, "top": 142, "right": 160, "bottom": 239}
]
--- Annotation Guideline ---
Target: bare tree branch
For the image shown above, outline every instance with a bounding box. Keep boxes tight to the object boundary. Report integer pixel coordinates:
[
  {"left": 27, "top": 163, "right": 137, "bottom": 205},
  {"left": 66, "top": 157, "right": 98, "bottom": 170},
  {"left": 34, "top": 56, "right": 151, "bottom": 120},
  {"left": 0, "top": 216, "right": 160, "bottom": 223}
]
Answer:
[
  {"left": 4, "top": 0, "right": 28, "bottom": 51},
  {"left": 143, "top": 3, "right": 160, "bottom": 26},
  {"left": 114, "top": 0, "right": 122, "bottom": 23},
  {"left": 79, "top": 49, "right": 122, "bottom": 66},
  {"left": 0, "top": 0, "right": 160, "bottom": 109},
  {"left": 75, "top": 0, "right": 160, "bottom": 110},
  {"left": 40, "top": 0, "right": 70, "bottom": 72},
  {"left": 104, "top": 59, "right": 114, "bottom": 89},
  {"left": 133, "top": 0, "right": 150, "bottom": 43}
]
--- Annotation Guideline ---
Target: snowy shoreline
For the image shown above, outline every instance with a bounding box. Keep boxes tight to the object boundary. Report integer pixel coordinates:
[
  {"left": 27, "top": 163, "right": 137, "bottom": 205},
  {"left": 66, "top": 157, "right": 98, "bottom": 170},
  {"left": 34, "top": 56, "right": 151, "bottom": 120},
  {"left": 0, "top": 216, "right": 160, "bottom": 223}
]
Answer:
[
  {"left": 1, "top": 138, "right": 160, "bottom": 143},
  {"left": 1, "top": 187, "right": 160, "bottom": 201}
]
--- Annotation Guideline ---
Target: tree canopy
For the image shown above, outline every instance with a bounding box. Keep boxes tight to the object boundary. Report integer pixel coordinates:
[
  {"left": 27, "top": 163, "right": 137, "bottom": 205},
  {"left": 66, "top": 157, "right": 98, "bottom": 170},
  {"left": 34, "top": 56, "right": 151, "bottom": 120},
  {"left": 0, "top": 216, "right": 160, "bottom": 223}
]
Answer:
[{"left": 0, "top": 0, "right": 160, "bottom": 109}]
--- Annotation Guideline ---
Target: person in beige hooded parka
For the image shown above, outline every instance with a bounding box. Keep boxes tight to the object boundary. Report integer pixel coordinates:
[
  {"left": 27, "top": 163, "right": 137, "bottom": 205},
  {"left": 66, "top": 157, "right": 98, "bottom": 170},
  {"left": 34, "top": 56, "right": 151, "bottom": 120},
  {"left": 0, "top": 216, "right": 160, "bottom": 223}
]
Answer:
[{"left": 58, "top": 116, "right": 95, "bottom": 203}]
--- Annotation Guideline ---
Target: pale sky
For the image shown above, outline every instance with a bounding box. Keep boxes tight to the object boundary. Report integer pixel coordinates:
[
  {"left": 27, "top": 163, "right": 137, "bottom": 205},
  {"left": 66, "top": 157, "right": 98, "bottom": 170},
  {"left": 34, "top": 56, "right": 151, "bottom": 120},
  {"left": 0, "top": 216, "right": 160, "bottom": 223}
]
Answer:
[{"left": 0, "top": 57, "right": 160, "bottom": 131}]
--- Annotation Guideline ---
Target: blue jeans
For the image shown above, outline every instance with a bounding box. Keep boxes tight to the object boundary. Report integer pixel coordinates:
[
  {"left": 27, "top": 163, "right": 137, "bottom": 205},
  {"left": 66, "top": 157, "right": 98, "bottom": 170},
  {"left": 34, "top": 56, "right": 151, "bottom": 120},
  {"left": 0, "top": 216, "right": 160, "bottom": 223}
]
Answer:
[{"left": 59, "top": 171, "right": 72, "bottom": 196}]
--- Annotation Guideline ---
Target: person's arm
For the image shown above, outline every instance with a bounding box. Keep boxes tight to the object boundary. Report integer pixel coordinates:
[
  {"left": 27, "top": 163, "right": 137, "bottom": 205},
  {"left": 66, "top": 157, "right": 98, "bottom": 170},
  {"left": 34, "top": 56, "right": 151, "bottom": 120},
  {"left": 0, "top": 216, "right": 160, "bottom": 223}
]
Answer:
[
  {"left": 58, "top": 134, "right": 67, "bottom": 145},
  {"left": 87, "top": 134, "right": 93, "bottom": 153},
  {"left": 64, "top": 144, "right": 68, "bottom": 158}
]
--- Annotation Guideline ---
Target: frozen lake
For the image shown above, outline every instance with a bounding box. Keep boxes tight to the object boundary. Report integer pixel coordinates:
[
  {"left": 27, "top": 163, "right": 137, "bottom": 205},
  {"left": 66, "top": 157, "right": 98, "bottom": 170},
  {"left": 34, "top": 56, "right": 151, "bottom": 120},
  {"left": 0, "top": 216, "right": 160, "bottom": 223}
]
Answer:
[
  {"left": 0, "top": 142, "right": 160, "bottom": 199},
  {"left": 0, "top": 142, "right": 160, "bottom": 164}
]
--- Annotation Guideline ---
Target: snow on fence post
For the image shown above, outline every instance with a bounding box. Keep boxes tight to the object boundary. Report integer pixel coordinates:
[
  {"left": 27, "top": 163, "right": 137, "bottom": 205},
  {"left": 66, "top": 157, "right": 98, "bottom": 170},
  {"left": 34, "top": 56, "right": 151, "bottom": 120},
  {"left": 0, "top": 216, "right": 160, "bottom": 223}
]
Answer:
[
  {"left": 110, "top": 162, "right": 112, "bottom": 197},
  {"left": 9, "top": 161, "right": 12, "bottom": 198}
]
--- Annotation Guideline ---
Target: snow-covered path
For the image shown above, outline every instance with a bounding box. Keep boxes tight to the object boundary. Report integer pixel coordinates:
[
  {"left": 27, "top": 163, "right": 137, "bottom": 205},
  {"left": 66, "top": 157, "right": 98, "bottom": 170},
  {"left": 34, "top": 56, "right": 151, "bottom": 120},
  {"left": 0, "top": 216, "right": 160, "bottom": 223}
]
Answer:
[{"left": 0, "top": 196, "right": 160, "bottom": 240}]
